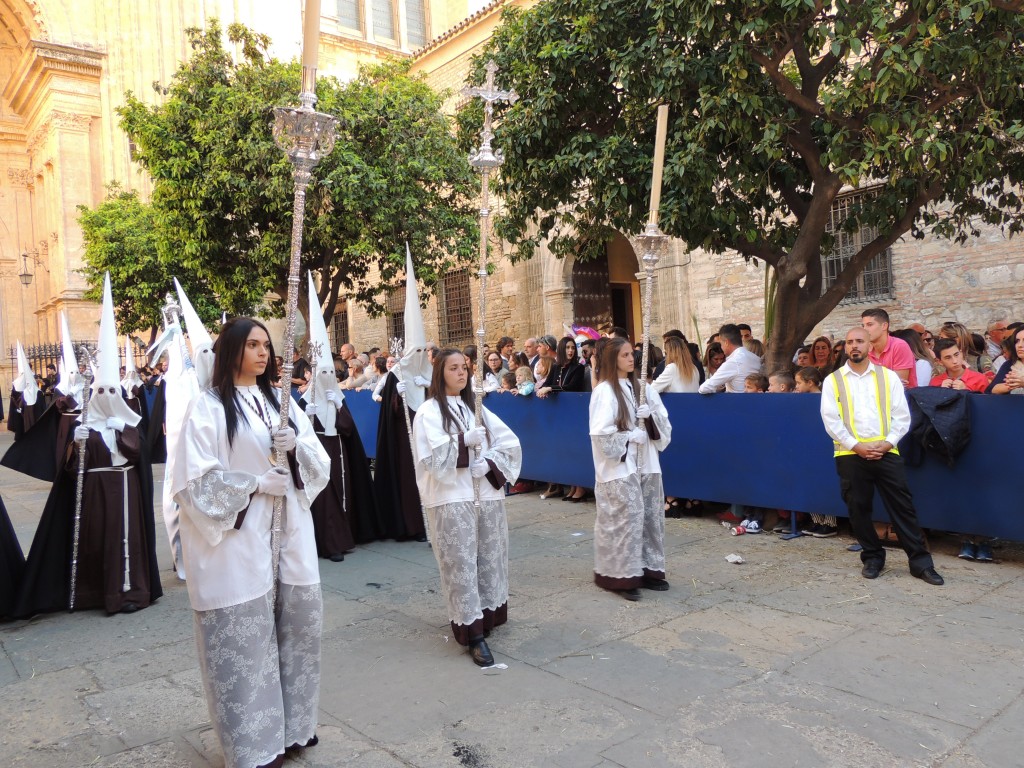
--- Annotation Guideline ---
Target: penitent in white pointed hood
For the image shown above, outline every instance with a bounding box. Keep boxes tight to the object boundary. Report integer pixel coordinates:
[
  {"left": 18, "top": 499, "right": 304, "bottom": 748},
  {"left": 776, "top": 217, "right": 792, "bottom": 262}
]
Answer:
[
  {"left": 399, "top": 243, "right": 433, "bottom": 412},
  {"left": 56, "top": 311, "right": 83, "bottom": 402},
  {"left": 13, "top": 340, "right": 38, "bottom": 406},
  {"left": 85, "top": 272, "right": 141, "bottom": 455},
  {"left": 302, "top": 272, "right": 344, "bottom": 435},
  {"left": 174, "top": 278, "right": 215, "bottom": 388}
]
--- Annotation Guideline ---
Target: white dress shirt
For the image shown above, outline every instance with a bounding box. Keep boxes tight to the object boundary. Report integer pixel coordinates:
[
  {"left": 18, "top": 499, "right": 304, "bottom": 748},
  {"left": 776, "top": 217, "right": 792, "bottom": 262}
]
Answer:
[
  {"left": 698, "top": 346, "right": 762, "bottom": 394},
  {"left": 653, "top": 362, "right": 700, "bottom": 393},
  {"left": 820, "top": 362, "right": 911, "bottom": 451}
]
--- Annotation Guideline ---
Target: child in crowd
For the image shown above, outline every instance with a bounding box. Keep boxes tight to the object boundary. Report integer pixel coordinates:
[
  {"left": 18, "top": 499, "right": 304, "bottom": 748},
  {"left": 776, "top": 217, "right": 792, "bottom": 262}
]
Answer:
[
  {"left": 731, "top": 372, "right": 771, "bottom": 533},
  {"left": 768, "top": 371, "right": 795, "bottom": 393},
  {"left": 930, "top": 338, "right": 991, "bottom": 392},
  {"left": 743, "top": 373, "right": 768, "bottom": 393},
  {"left": 796, "top": 346, "right": 811, "bottom": 368},
  {"left": 515, "top": 366, "right": 535, "bottom": 396},
  {"left": 499, "top": 371, "right": 516, "bottom": 392},
  {"left": 795, "top": 367, "right": 823, "bottom": 393}
]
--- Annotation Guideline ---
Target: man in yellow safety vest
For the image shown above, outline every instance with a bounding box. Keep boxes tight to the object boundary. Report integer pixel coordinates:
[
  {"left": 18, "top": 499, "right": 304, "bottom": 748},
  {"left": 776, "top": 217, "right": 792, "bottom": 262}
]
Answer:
[{"left": 820, "top": 328, "right": 944, "bottom": 586}]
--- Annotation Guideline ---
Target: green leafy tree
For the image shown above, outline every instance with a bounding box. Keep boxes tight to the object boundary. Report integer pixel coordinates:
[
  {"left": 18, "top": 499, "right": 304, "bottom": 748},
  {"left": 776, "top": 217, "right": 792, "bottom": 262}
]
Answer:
[
  {"left": 465, "top": 0, "right": 1024, "bottom": 370},
  {"left": 78, "top": 185, "right": 224, "bottom": 339},
  {"left": 118, "top": 21, "right": 477, "bottom": 327}
]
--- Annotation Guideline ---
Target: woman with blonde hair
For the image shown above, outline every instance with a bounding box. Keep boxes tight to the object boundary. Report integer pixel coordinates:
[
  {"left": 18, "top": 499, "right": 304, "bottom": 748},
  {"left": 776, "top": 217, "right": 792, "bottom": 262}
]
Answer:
[
  {"left": 653, "top": 337, "right": 700, "bottom": 393},
  {"left": 939, "top": 321, "right": 993, "bottom": 374}
]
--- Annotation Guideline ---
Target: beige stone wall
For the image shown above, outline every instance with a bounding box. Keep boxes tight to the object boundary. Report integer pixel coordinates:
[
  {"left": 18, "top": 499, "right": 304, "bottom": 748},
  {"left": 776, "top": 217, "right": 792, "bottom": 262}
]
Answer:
[{"left": 0, "top": 0, "right": 470, "bottom": 392}]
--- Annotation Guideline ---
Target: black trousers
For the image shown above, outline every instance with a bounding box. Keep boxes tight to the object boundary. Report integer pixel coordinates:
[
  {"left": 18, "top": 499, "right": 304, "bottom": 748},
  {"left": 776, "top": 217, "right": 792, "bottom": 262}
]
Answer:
[{"left": 835, "top": 452, "right": 934, "bottom": 574}]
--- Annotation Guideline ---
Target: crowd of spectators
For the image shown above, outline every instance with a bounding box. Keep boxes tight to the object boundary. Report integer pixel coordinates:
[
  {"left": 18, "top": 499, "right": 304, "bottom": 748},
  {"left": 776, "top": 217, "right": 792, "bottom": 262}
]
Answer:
[{"left": 300, "top": 309, "right": 1020, "bottom": 552}]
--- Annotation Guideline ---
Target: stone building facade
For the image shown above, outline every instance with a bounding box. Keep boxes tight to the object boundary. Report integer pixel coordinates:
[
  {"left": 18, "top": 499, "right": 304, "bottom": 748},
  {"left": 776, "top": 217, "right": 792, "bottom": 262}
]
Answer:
[{"left": 0, "top": 0, "right": 473, "bottom": 392}]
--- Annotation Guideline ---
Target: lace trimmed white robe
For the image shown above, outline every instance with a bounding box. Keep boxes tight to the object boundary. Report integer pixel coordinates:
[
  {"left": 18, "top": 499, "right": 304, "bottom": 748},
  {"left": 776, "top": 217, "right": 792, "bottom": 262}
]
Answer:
[
  {"left": 171, "top": 386, "right": 330, "bottom": 768},
  {"left": 589, "top": 379, "right": 672, "bottom": 590},
  {"left": 412, "top": 396, "right": 522, "bottom": 645}
]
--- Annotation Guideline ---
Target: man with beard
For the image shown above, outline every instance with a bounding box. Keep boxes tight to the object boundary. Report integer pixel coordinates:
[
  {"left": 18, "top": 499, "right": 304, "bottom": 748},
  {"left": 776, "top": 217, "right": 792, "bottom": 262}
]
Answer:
[{"left": 820, "top": 327, "right": 943, "bottom": 586}]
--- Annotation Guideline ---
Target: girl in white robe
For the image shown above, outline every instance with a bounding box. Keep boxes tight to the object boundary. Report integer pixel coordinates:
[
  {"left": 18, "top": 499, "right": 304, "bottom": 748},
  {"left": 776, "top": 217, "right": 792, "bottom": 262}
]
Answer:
[
  {"left": 412, "top": 349, "right": 522, "bottom": 667},
  {"left": 171, "top": 318, "right": 330, "bottom": 768},
  {"left": 589, "top": 337, "right": 672, "bottom": 601}
]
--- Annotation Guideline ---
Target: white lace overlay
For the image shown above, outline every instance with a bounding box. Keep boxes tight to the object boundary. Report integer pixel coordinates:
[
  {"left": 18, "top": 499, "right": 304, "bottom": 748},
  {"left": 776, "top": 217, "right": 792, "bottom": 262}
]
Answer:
[
  {"left": 426, "top": 500, "right": 509, "bottom": 628},
  {"left": 595, "top": 432, "right": 630, "bottom": 461},
  {"left": 180, "top": 470, "right": 259, "bottom": 547},
  {"left": 640, "top": 472, "right": 666, "bottom": 576},
  {"left": 295, "top": 439, "right": 331, "bottom": 510},
  {"left": 593, "top": 475, "right": 645, "bottom": 580},
  {"left": 194, "top": 584, "right": 322, "bottom": 768},
  {"left": 419, "top": 438, "right": 460, "bottom": 477},
  {"left": 482, "top": 441, "right": 523, "bottom": 487}
]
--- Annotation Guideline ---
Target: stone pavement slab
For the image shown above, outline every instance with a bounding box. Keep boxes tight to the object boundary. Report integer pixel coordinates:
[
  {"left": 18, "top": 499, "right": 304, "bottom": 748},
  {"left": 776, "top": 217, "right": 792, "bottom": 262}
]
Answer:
[{"left": 2, "top": 431, "right": 1023, "bottom": 767}]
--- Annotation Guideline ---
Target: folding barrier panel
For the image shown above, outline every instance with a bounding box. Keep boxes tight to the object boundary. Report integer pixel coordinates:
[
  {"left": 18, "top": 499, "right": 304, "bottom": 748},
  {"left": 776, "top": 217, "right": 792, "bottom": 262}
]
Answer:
[{"left": 343, "top": 389, "right": 1024, "bottom": 540}]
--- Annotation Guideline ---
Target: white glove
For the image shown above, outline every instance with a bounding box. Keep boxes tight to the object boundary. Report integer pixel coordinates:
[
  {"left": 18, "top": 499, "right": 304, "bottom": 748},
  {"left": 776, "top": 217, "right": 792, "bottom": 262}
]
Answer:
[
  {"left": 396, "top": 380, "right": 407, "bottom": 395},
  {"left": 257, "top": 466, "right": 290, "bottom": 496},
  {"left": 463, "top": 426, "right": 485, "bottom": 447},
  {"left": 272, "top": 427, "right": 296, "bottom": 453},
  {"left": 304, "top": 402, "right": 318, "bottom": 416},
  {"left": 106, "top": 417, "right": 126, "bottom": 432},
  {"left": 325, "top": 390, "right": 337, "bottom": 404},
  {"left": 413, "top": 376, "right": 430, "bottom": 388},
  {"left": 470, "top": 459, "right": 490, "bottom": 479},
  {"left": 635, "top": 404, "right": 651, "bottom": 420},
  {"left": 74, "top": 426, "right": 90, "bottom": 442},
  {"left": 628, "top": 428, "right": 648, "bottom": 445}
]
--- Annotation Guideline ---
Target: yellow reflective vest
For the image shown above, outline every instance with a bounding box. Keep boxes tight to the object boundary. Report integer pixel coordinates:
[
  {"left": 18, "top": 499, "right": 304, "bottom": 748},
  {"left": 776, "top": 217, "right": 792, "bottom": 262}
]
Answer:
[{"left": 829, "top": 366, "right": 900, "bottom": 457}]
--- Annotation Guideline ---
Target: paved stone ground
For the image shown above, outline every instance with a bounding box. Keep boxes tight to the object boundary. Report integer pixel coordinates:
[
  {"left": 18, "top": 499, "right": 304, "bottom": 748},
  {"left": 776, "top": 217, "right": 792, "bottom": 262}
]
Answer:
[{"left": 1, "top": 430, "right": 1021, "bottom": 768}]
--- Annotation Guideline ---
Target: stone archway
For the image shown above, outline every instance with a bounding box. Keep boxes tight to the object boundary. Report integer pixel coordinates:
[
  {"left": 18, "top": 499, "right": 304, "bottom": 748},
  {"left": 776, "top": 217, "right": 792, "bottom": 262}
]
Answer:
[{"left": 570, "top": 231, "right": 641, "bottom": 340}]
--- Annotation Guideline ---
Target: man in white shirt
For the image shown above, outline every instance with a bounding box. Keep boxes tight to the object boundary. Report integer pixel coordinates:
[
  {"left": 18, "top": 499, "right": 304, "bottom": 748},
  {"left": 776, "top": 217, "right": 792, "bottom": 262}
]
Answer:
[
  {"left": 698, "top": 324, "right": 762, "bottom": 394},
  {"left": 820, "top": 327, "right": 943, "bottom": 586}
]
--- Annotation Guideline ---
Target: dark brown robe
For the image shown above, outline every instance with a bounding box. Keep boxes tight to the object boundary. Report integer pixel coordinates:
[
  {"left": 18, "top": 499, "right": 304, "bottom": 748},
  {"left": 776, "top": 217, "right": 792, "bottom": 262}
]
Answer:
[
  {"left": 372, "top": 372, "right": 426, "bottom": 541},
  {"left": 14, "top": 425, "right": 161, "bottom": 618}
]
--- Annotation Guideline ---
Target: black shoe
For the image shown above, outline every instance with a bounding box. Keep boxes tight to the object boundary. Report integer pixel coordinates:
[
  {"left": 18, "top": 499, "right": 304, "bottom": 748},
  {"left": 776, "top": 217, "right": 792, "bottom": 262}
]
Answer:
[
  {"left": 469, "top": 638, "right": 494, "bottom": 667},
  {"left": 285, "top": 734, "right": 319, "bottom": 754},
  {"left": 415, "top": 535, "right": 428, "bottom": 543},
  {"left": 861, "top": 563, "right": 883, "bottom": 579},
  {"left": 119, "top": 602, "right": 140, "bottom": 614},
  {"left": 642, "top": 577, "right": 670, "bottom": 591},
  {"left": 328, "top": 553, "right": 345, "bottom": 562},
  {"left": 621, "top": 588, "right": 642, "bottom": 601},
  {"left": 914, "top": 567, "right": 944, "bottom": 586}
]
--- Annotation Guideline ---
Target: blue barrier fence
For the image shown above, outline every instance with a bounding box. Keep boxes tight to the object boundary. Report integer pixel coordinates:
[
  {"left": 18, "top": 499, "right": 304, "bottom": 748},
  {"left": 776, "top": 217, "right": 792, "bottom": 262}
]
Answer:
[{"left": 343, "top": 390, "right": 1024, "bottom": 541}]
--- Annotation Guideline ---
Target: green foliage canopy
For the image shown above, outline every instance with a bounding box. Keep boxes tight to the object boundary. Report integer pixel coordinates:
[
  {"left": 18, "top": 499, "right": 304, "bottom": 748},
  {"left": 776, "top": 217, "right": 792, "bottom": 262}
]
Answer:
[
  {"left": 464, "top": 0, "right": 1024, "bottom": 366},
  {"left": 78, "top": 185, "right": 224, "bottom": 335},
  {"left": 118, "top": 22, "right": 478, "bottom": 324}
]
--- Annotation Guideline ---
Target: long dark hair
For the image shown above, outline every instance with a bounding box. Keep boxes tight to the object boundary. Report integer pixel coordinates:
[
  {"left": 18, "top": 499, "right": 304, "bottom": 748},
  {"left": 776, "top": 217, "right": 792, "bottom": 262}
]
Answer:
[
  {"left": 1008, "top": 327, "right": 1024, "bottom": 365},
  {"left": 427, "top": 348, "right": 480, "bottom": 437},
  {"left": 556, "top": 336, "right": 579, "bottom": 368},
  {"left": 212, "top": 317, "right": 292, "bottom": 447},
  {"left": 596, "top": 337, "right": 637, "bottom": 432}
]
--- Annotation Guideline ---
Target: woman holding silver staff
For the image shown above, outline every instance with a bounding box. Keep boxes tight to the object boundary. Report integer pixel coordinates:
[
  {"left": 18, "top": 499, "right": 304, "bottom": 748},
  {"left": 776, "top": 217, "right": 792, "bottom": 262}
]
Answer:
[
  {"left": 589, "top": 337, "right": 672, "bottom": 601},
  {"left": 413, "top": 348, "right": 521, "bottom": 667},
  {"left": 171, "top": 317, "right": 330, "bottom": 768}
]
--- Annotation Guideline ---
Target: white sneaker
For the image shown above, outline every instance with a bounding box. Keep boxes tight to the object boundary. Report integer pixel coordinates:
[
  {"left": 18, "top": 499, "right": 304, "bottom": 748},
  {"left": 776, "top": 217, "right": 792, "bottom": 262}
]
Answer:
[{"left": 744, "top": 521, "right": 762, "bottom": 534}]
